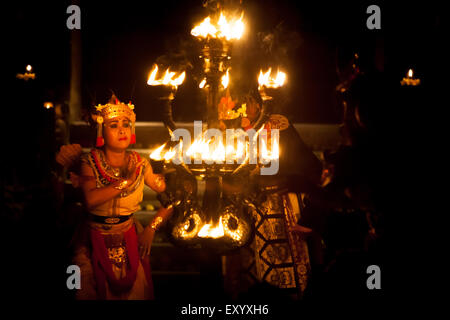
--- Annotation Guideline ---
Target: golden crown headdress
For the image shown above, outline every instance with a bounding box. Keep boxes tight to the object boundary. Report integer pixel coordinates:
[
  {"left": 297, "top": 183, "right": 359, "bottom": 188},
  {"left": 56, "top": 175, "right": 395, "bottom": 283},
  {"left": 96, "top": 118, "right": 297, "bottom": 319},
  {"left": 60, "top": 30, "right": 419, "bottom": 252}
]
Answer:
[
  {"left": 92, "top": 94, "right": 137, "bottom": 147},
  {"left": 92, "top": 94, "right": 136, "bottom": 123}
]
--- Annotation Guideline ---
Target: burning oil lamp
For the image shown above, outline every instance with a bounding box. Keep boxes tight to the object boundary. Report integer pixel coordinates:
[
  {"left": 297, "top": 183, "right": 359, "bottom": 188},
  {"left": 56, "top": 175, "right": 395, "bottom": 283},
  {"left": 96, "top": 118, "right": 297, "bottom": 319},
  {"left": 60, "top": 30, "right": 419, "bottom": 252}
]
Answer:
[
  {"left": 147, "top": 64, "right": 186, "bottom": 89},
  {"left": 401, "top": 68, "right": 420, "bottom": 86},
  {"left": 43, "top": 102, "right": 54, "bottom": 109},
  {"left": 147, "top": 64, "right": 186, "bottom": 135},
  {"left": 145, "top": 3, "right": 284, "bottom": 251},
  {"left": 258, "top": 68, "right": 287, "bottom": 91},
  {"left": 16, "top": 64, "right": 36, "bottom": 81}
]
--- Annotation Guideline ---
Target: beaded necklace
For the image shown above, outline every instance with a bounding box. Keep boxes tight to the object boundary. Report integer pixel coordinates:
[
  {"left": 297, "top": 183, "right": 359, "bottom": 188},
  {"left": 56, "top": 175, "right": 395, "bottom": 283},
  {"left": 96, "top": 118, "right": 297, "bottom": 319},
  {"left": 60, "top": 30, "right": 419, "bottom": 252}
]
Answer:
[{"left": 89, "top": 149, "right": 144, "bottom": 197}]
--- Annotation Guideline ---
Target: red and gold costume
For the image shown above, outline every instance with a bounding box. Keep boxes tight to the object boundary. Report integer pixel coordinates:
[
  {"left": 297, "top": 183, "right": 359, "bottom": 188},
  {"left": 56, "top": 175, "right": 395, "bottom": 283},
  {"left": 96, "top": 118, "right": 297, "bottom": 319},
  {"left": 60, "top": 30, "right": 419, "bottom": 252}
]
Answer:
[{"left": 73, "top": 97, "right": 155, "bottom": 300}]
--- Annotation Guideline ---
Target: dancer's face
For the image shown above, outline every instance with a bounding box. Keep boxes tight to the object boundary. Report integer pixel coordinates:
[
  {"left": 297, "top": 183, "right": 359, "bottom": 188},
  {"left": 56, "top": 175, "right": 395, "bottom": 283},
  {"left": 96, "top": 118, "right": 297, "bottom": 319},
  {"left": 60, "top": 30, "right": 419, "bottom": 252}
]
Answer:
[{"left": 103, "top": 116, "right": 132, "bottom": 150}]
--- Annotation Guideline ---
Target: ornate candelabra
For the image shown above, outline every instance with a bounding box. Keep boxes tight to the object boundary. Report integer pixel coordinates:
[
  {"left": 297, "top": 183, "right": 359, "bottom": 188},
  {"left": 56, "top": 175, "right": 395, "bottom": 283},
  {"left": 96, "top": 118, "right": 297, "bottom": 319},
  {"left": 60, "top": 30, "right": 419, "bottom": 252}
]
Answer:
[{"left": 147, "top": 2, "right": 286, "bottom": 251}]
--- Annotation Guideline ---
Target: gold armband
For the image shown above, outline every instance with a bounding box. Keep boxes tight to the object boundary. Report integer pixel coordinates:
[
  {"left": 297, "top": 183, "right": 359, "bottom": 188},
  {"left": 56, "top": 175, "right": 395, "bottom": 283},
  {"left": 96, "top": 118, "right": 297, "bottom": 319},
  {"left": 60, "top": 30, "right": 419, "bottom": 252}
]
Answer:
[
  {"left": 154, "top": 175, "right": 165, "bottom": 189},
  {"left": 150, "top": 216, "right": 163, "bottom": 231}
]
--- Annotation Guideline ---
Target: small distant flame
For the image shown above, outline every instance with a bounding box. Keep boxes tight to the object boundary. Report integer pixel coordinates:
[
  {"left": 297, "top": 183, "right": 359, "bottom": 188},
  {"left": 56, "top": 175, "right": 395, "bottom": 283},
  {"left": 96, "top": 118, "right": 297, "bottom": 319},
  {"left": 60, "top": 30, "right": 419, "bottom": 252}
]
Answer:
[
  {"left": 221, "top": 68, "right": 230, "bottom": 89},
  {"left": 43, "top": 102, "right": 53, "bottom": 109},
  {"left": 191, "top": 12, "right": 244, "bottom": 40},
  {"left": 26, "top": 65, "right": 32, "bottom": 72},
  {"left": 400, "top": 68, "right": 420, "bottom": 86},
  {"left": 147, "top": 65, "right": 186, "bottom": 89},
  {"left": 258, "top": 68, "right": 286, "bottom": 90},
  {"left": 199, "top": 78, "right": 207, "bottom": 88}
]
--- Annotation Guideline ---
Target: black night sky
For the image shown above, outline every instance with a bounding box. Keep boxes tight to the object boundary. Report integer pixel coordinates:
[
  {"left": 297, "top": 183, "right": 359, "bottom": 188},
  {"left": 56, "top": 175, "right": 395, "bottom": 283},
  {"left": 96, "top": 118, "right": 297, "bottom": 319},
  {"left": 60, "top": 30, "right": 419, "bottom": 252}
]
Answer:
[
  {"left": 9, "top": 0, "right": 441, "bottom": 124},
  {"left": 8, "top": 0, "right": 425, "bottom": 123}
]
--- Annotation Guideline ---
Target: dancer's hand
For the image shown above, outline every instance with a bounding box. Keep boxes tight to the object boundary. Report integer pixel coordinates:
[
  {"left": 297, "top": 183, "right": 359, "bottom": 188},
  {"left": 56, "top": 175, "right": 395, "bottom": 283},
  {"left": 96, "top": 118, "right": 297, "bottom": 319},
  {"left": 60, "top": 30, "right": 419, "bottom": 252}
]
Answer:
[
  {"left": 56, "top": 144, "right": 82, "bottom": 168},
  {"left": 123, "top": 158, "right": 144, "bottom": 185},
  {"left": 138, "top": 226, "right": 155, "bottom": 258}
]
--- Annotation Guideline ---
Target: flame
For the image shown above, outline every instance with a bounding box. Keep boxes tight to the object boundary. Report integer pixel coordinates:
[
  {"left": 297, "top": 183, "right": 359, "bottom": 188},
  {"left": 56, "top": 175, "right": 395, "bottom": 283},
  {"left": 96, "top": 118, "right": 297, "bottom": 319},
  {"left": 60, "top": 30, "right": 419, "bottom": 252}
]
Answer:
[
  {"left": 210, "top": 138, "right": 226, "bottom": 162},
  {"left": 226, "top": 143, "right": 235, "bottom": 159},
  {"left": 217, "top": 12, "right": 245, "bottom": 41},
  {"left": 199, "top": 78, "right": 207, "bottom": 88},
  {"left": 163, "top": 148, "right": 176, "bottom": 161},
  {"left": 408, "top": 69, "right": 413, "bottom": 78},
  {"left": 150, "top": 143, "right": 167, "bottom": 160},
  {"left": 191, "top": 17, "right": 218, "bottom": 38},
  {"left": 149, "top": 142, "right": 181, "bottom": 162},
  {"left": 147, "top": 65, "right": 186, "bottom": 89},
  {"left": 235, "top": 140, "right": 246, "bottom": 161},
  {"left": 191, "top": 12, "right": 244, "bottom": 40},
  {"left": 258, "top": 68, "right": 287, "bottom": 90},
  {"left": 272, "top": 137, "right": 279, "bottom": 159},
  {"left": 260, "top": 136, "right": 279, "bottom": 162},
  {"left": 221, "top": 68, "right": 230, "bottom": 89},
  {"left": 260, "top": 137, "right": 269, "bottom": 162},
  {"left": 150, "top": 130, "right": 279, "bottom": 164},
  {"left": 43, "top": 102, "right": 53, "bottom": 109},
  {"left": 147, "top": 65, "right": 159, "bottom": 83},
  {"left": 198, "top": 217, "right": 225, "bottom": 238},
  {"left": 26, "top": 65, "right": 32, "bottom": 72},
  {"left": 186, "top": 137, "right": 210, "bottom": 161},
  {"left": 197, "top": 213, "right": 246, "bottom": 242}
]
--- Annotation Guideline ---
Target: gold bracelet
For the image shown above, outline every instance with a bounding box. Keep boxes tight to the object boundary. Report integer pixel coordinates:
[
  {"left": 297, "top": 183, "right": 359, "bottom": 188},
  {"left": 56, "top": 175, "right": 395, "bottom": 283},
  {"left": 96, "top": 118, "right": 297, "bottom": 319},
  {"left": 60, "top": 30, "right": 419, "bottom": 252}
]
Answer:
[
  {"left": 154, "top": 175, "right": 165, "bottom": 189},
  {"left": 150, "top": 216, "right": 163, "bottom": 231},
  {"left": 113, "top": 179, "right": 129, "bottom": 190}
]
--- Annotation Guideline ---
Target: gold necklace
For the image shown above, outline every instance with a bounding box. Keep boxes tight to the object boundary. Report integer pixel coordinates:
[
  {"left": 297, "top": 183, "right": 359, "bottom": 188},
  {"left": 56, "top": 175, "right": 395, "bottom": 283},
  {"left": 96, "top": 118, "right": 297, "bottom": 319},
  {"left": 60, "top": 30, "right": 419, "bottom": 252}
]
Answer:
[{"left": 100, "top": 150, "right": 130, "bottom": 178}]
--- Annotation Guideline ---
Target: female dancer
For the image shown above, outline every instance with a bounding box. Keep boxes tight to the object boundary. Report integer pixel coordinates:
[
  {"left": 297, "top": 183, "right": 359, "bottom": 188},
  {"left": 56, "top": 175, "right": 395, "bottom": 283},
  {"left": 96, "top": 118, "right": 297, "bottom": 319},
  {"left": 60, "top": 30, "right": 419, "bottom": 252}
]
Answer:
[{"left": 73, "top": 95, "right": 172, "bottom": 299}]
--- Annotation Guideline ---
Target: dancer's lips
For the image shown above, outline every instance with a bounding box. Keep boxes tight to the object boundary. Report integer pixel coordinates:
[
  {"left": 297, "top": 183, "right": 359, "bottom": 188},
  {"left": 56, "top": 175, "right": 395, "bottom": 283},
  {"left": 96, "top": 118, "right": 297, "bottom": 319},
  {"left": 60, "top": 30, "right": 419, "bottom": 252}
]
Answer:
[{"left": 119, "top": 137, "right": 128, "bottom": 141}]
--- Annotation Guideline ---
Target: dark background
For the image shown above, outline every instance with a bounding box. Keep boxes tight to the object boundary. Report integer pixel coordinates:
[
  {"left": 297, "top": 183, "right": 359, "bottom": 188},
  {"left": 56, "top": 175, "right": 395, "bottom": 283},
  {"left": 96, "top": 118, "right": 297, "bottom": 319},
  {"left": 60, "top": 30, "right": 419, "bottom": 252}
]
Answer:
[
  {"left": 7, "top": 0, "right": 394, "bottom": 123},
  {"left": 7, "top": 0, "right": 441, "bottom": 125},
  {"left": 4, "top": 0, "right": 443, "bottom": 308}
]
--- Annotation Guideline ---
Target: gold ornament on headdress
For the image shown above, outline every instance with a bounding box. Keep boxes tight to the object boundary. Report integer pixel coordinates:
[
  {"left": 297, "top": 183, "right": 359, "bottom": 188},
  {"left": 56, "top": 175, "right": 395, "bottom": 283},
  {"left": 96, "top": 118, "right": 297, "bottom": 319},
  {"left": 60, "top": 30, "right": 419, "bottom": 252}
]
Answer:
[
  {"left": 93, "top": 94, "right": 136, "bottom": 123},
  {"left": 92, "top": 94, "right": 137, "bottom": 147}
]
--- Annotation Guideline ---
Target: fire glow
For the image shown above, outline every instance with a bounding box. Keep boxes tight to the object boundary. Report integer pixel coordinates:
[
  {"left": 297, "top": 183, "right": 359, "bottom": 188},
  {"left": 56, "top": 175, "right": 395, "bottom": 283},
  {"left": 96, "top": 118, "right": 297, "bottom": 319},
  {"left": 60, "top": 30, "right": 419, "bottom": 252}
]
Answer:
[
  {"left": 147, "top": 64, "right": 186, "bottom": 89},
  {"left": 258, "top": 68, "right": 287, "bottom": 90},
  {"left": 199, "top": 78, "right": 207, "bottom": 89},
  {"left": 149, "top": 129, "right": 279, "bottom": 166},
  {"left": 191, "top": 12, "right": 245, "bottom": 40},
  {"left": 221, "top": 68, "right": 230, "bottom": 89},
  {"left": 400, "top": 68, "right": 420, "bottom": 86},
  {"left": 197, "top": 217, "right": 225, "bottom": 238},
  {"left": 408, "top": 69, "right": 413, "bottom": 78},
  {"left": 172, "top": 211, "right": 249, "bottom": 244}
]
